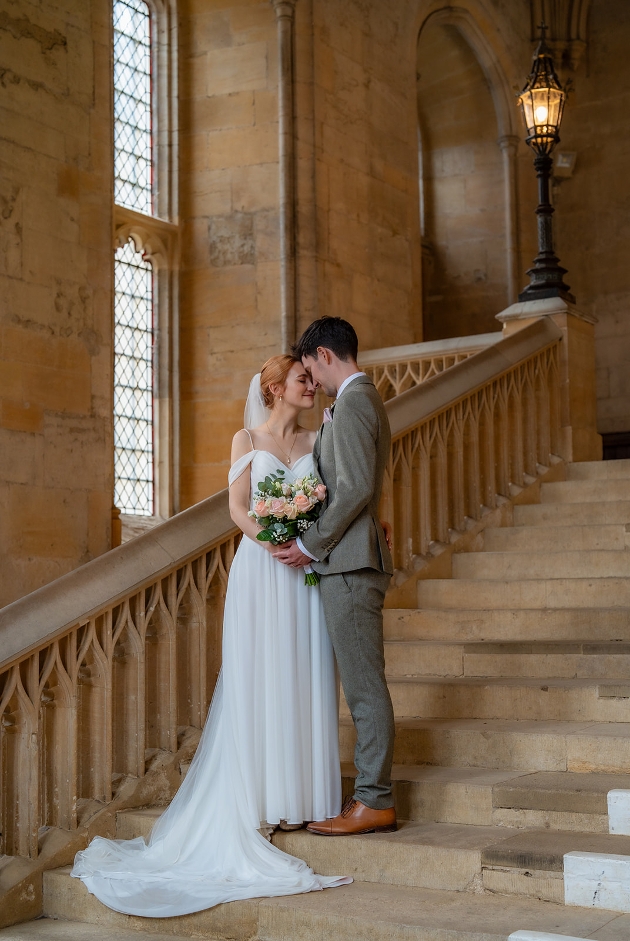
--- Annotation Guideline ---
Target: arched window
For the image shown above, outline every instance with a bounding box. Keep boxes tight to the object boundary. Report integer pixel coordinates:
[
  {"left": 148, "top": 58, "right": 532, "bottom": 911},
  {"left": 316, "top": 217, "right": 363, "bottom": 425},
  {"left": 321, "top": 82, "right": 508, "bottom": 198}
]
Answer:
[
  {"left": 114, "top": 0, "right": 153, "bottom": 215},
  {"left": 112, "top": 0, "right": 178, "bottom": 528}
]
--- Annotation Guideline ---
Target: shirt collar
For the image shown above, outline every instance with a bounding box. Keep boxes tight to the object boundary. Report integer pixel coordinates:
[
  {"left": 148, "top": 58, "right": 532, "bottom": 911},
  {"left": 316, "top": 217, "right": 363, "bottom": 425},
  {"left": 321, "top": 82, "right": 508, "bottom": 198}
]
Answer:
[{"left": 336, "top": 372, "right": 366, "bottom": 400}]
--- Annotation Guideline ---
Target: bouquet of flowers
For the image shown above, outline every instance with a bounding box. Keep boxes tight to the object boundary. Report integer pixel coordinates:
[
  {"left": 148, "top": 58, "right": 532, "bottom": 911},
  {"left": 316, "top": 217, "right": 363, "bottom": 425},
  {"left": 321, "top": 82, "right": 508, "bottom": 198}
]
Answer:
[{"left": 248, "top": 469, "right": 327, "bottom": 585}]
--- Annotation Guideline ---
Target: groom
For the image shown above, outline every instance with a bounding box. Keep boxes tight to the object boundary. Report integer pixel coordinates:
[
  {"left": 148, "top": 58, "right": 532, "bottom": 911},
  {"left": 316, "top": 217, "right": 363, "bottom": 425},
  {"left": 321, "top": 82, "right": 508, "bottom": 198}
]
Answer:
[{"left": 276, "top": 316, "right": 396, "bottom": 836}]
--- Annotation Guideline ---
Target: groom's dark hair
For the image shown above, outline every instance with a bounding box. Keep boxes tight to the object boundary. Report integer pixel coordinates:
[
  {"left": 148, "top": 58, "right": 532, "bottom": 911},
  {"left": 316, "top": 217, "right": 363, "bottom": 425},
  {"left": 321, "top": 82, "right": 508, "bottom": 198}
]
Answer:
[{"left": 292, "top": 317, "right": 358, "bottom": 362}]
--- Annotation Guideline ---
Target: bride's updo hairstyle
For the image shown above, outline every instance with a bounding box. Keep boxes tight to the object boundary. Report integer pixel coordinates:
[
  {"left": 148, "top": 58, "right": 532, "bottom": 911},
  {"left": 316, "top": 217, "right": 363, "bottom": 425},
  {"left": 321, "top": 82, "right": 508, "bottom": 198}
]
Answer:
[{"left": 260, "top": 354, "right": 299, "bottom": 408}]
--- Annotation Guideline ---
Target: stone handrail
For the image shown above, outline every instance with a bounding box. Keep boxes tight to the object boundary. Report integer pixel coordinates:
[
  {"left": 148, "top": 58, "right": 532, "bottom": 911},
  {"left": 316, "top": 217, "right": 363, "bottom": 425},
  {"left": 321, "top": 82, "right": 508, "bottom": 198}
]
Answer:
[
  {"left": 0, "top": 319, "right": 563, "bottom": 860},
  {"left": 358, "top": 332, "right": 502, "bottom": 401}
]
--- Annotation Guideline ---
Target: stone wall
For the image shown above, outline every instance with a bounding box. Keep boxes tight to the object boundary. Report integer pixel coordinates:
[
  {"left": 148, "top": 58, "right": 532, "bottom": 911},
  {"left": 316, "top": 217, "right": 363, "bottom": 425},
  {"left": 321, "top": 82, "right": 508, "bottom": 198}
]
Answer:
[
  {"left": 178, "top": 0, "right": 283, "bottom": 505},
  {"left": 0, "top": 0, "right": 113, "bottom": 606},
  {"left": 307, "top": 0, "right": 423, "bottom": 350},
  {"left": 417, "top": 18, "right": 508, "bottom": 339},
  {"left": 550, "top": 0, "right": 630, "bottom": 436}
]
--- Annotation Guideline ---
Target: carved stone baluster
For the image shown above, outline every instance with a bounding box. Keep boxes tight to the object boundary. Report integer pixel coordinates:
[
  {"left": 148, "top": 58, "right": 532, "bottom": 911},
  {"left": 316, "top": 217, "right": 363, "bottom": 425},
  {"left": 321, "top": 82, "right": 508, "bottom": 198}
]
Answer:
[
  {"left": 175, "top": 561, "right": 206, "bottom": 735},
  {"left": 507, "top": 369, "right": 524, "bottom": 490},
  {"left": 39, "top": 641, "right": 75, "bottom": 830},
  {"left": 432, "top": 416, "right": 449, "bottom": 544},
  {"left": 417, "top": 428, "right": 432, "bottom": 557},
  {"left": 77, "top": 620, "right": 111, "bottom": 803},
  {"left": 495, "top": 378, "right": 510, "bottom": 497},
  {"left": 448, "top": 402, "right": 465, "bottom": 533},
  {"left": 480, "top": 386, "right": 497, "bottom": 510},
  {"left": 6, "top": 662, "right": 39, "bottom": 857},
  {"left": 548, "top": 344, "right": 562, "bottom": 456},
  {"left": 112, "top": 600, "right": 145, "bottom": 778},
  {"left": 380, "top": 457, "right": 395, "bottom": 566},
  {"left": 145, "top": 578, "right": 177, "bottom": 754},
  {"left": 463, "top": 396, "right": 481, "bottom": 521},
  {"left": 535, "top": 350, "right": 552, "bottom": 466},
  {"left": 522, "top": 357, "right": 538, "bottom": 477}
]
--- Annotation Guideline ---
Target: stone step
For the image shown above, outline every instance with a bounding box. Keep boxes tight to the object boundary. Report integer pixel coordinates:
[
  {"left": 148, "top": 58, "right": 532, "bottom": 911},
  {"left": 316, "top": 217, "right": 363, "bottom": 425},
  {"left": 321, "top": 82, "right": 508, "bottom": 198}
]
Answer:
[
  {"left": 541, "top": 479, "right": 630, "bottom": 503},
  {"left": 116, "top": 765, "right": 630, "bottom": 839},
  {"left": 384, "top": 640, "right": 466, "bottom": 676},
  {"left": 117, "top": 810, "right": 522, "bottom": 893},
  {"left": 28, "top": 878, "right": 630, "bottom": 941},
  {"left": 481, "top": 828, "right": 630, "bottom": 904},
  {"left": 514, "top": 500, "right": 630, "bottom": 527},
  {"left": 567, "top": 459, "right": 630, "bottom": 480},
  {"left": 256, "top": 882, "right": 630, "bottom": 941},
  {"left": 339, "top": 717, "right": 630, "bottom": 773},
  {"left": 273, "top": 820, "right": 517, "bottom": 891},
  {"left": 42, "top": 866, "right": 260, "bottom": 940},
  {"left": 341, "top": 764, "right": 630, "bottom": 834},
  {"left": 383, "top": 607, "right": 630, "bottom": 643},
  {"left": 417, "top": 576, "right": 630, "bottom": 609},
  {"left": 483, "top": 523, "right": 628, "bottom": 552},
  {"left": 0, "top": 922, "right": 193, "bottom": 941},
  {"left": 273, "top": 824, "right": 630, "bottom": 907},
  {"left": 453, "top": 641, "right": 630, "bottom": 679},
  {"left": 453, "top": 549, "right": 630, "bottom": 580},
  {"left": 385, "top": 638, "right": 630, "bottom": 679},
  {"left": 343, "top": 675, "right": 630, "bottom": 723}
]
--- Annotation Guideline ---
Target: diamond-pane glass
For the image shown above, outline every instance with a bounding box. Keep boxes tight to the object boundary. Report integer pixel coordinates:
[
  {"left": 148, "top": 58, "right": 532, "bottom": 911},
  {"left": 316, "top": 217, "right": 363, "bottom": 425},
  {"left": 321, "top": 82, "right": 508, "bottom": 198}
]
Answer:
[
  {"left": 114, "top": 0, "right": 152, "bottom": 214},
  {"left": 114, "top": 239, "right": 154, "bottom": 515}
]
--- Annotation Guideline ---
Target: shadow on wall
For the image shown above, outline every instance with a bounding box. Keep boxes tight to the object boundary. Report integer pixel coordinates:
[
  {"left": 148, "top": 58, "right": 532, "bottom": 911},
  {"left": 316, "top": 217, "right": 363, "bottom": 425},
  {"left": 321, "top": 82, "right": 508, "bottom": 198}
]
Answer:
[{"left": 417, "top": 20, "right": 508, "bottom": 341}]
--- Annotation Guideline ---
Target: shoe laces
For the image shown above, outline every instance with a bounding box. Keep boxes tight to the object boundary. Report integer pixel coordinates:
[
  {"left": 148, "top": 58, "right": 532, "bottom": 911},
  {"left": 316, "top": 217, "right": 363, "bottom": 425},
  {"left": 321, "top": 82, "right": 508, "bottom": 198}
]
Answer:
[{"left": 340, "top": 797, "right": 357, "bottom": 818}]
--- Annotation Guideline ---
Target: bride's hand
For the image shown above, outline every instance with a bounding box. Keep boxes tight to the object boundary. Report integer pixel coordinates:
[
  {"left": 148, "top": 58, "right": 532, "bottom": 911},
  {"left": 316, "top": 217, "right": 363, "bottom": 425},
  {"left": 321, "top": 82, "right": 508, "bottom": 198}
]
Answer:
[
  {"left": 265, "top": 542, "right": 283, "bottom": 557},
  {"left": 380, "top": 520, "right": 393, "bottom": 551}
]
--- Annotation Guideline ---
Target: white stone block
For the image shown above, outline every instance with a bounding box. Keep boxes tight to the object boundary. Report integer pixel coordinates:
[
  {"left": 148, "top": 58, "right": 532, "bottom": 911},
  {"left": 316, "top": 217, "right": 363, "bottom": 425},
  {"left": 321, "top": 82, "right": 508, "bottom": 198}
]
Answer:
[
  {"left": 608, "top": 789, "right": 630, "bottom": 834},
  {"left": 564, "top": 850, "right": 630, "bottom": 912},
  {"left": 509, "top": 932, "right": 584, "bottom": 941}
]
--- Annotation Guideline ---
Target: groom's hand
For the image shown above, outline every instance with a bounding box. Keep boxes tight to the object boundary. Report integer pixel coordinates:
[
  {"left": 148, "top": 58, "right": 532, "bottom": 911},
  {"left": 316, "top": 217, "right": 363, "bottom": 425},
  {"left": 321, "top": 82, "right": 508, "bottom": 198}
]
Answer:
[{"left": 275, "top": 540, "right": 313, "bottom": 568}]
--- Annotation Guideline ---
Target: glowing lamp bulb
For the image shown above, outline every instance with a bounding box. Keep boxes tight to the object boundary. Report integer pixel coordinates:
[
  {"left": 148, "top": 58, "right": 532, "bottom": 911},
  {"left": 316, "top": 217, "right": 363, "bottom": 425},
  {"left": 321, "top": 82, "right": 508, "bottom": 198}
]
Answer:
[{"left": 534, "top": 105, "right": 548, "bottom": 125}]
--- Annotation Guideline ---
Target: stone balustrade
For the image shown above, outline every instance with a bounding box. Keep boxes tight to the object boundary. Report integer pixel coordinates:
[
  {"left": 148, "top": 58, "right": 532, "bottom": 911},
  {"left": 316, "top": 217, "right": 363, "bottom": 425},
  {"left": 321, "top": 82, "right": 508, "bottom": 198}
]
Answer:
[
  {"left": 381, "top": 318, "right": 564, "bottom": 572},
  {"left": 0, "top": 317, "right": 590, "bottom": 864},
  {"left": 358, "top": 332, "right": 502, "bottom": 401}
]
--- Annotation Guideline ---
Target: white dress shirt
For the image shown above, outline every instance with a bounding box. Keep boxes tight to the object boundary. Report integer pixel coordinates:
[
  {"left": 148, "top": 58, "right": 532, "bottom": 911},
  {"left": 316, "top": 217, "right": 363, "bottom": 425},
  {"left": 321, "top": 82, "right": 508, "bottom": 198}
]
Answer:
[{"left": 297, "top": 372, "right": 366, "bottom": 561}]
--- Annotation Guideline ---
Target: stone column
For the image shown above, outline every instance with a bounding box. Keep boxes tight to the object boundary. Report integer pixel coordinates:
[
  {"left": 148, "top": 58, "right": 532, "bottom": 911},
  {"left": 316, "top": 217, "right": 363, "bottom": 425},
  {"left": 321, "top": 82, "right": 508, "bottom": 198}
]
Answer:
[
  {"left": 271, "top": 0, "right": 298, "bottom": 352},
  {"left": 498, "top": 135, "right": 521, "bottom": 305},
  {"left": 496, "top": 297, "right": 602, "bottom": 463}
]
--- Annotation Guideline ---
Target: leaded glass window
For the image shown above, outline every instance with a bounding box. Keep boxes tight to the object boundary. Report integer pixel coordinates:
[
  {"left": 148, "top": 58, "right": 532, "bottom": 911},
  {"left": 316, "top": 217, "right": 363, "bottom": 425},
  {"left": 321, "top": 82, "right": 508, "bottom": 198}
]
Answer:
[
  {"left": 114, "top": 240, "right": 154, "bottom": 515},
  {"left": 113, "top": 0, "right": 152, "bottom": 214}
]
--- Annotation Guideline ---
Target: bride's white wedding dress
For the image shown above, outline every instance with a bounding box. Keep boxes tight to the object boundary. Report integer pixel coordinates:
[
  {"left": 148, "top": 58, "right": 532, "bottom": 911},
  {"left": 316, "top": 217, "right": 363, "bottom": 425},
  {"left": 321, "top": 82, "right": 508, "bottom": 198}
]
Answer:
[{"left": 71, "top": 448, "right": 350, "bottom": 917}]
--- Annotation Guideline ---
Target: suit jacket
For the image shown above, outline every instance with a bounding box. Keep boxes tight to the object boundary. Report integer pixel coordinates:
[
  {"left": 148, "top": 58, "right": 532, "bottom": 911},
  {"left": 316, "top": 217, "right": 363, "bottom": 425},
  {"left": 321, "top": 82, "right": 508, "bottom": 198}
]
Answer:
[{"left": 301, "top": 375, "right": 393, "bottom": 576}]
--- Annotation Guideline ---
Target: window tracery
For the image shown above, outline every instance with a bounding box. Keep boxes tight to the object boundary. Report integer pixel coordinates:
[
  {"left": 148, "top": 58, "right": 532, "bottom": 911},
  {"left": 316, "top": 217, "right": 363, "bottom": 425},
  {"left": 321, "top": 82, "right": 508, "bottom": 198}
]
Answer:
[{"left": 112, "top": 0, "right": 178, "bottom": 527}]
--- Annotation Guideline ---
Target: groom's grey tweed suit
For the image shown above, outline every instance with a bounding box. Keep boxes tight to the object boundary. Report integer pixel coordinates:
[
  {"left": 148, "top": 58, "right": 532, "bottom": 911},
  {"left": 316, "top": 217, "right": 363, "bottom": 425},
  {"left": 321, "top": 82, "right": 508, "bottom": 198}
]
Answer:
[{"left": 301, "top": 375, "right": 395, "bottom": 810}]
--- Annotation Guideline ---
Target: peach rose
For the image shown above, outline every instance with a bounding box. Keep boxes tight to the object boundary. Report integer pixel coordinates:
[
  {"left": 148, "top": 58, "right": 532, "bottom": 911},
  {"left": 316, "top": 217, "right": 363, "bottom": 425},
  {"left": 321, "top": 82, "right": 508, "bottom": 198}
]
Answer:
[
  {"left": 254, "top": 499, "right": 269, "bottom": 517},
  {"left": 293, "top": 493, "right": 311, "bottom": 512},
  {"left": 284, "top": 502, "right": 298, "bottom": 520},
  {"left": 270, "top": 497, "right": 288, "bottom": 517},
  {"left": 314, "top": 483, "right": 327, "bottom": 502}
]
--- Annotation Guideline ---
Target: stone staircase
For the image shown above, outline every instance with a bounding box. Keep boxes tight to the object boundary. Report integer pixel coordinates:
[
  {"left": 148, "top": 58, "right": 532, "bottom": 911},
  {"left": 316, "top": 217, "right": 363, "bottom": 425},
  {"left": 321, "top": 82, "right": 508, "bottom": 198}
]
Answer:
[{"left": 4, "top": 459, "right": 630, "bottom": 940}]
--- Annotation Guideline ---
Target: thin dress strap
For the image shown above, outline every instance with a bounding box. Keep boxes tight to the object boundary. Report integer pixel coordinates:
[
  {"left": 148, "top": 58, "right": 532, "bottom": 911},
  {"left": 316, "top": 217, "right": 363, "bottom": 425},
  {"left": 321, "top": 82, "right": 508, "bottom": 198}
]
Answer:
[{"left": 228, "top": 430, "right": 256, "bottom": 487}]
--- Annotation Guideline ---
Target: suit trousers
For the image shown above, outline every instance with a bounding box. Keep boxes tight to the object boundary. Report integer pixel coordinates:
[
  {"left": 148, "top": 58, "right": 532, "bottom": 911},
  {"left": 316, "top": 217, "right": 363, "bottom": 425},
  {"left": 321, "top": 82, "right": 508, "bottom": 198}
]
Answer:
[{"left": 319, "top": 568, "right": 395, "bottom": 810}]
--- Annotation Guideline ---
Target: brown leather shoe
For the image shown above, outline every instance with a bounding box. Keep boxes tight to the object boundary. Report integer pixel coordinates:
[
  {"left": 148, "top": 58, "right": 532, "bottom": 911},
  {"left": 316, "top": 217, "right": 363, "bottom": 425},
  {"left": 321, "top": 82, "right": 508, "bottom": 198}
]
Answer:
[{"left": 306, "top": 797, "right": 397, "bottom": 836}]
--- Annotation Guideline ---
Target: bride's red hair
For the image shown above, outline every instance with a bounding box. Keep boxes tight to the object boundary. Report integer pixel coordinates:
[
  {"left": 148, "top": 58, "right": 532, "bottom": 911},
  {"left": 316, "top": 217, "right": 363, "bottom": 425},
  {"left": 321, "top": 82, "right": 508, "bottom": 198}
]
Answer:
[{"left": 260, "top": 354, "right": 299, "bottom": 408}]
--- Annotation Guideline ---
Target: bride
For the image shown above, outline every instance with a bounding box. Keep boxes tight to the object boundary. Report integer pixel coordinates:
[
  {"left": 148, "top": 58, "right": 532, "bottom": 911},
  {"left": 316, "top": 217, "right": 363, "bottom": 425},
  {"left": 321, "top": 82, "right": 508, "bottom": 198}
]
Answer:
[{"left": 71, "top": 354, "right": 351, "bottom": 917}]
